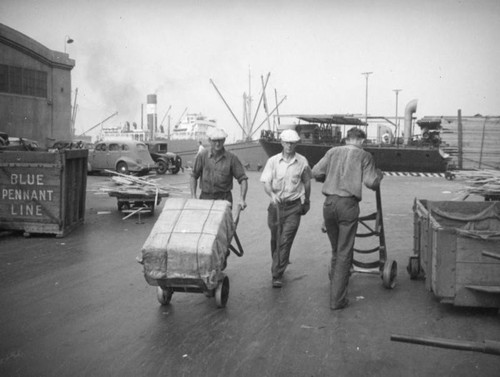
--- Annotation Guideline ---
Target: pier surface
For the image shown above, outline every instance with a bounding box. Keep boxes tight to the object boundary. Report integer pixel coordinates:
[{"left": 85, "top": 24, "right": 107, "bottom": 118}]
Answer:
[{"left": 1, "top": 171, "right": 499, "bottom": 376}]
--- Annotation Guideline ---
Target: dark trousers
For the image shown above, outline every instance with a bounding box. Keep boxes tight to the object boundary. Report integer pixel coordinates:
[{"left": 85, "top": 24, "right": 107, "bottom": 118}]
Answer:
[
  {"left": 267, "top": 200, "right": 302, "bottom": 279},
  {"left": 323, "top": 195, "right": 360, "bottom": 308}
]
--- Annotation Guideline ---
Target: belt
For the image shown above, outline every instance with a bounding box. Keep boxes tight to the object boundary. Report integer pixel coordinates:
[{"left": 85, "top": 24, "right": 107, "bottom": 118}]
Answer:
[
  {"left": 280, "top": 199, "right": 301, "bottom": 207},
  {"left": 326, "top": 194, "right": 360, "bottom": 202}
]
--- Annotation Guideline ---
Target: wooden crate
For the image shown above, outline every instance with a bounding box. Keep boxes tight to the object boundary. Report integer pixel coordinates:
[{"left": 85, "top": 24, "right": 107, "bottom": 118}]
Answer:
[
  {"left": 0, "top": 149, "right": 88, "bottom": 237},
  {"left": 413, "top": 199, "right": 500, "bottom": 308}
]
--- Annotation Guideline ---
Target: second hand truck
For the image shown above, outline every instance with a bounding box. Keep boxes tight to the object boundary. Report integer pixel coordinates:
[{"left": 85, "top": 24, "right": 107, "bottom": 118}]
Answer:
[{"left": 353, "top": 187, "right": 397, "bottom": 289}]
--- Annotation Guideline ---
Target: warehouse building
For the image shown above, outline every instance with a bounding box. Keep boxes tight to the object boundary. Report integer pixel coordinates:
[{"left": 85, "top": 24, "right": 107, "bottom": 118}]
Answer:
[{"left": 0, "top": 23, "right": 75, "bottom": 148}]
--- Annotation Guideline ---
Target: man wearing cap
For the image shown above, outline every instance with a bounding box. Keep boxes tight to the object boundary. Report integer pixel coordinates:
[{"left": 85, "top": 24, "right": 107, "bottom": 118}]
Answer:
[
  {"left": 312, "top": 127, "right": 383, "bottom": 310},
  {"left": 260, "top": 129, "right": 312, "bottom": 288},
  {"left": 190, "top": 127, "right": 248, "bottom": 208}
]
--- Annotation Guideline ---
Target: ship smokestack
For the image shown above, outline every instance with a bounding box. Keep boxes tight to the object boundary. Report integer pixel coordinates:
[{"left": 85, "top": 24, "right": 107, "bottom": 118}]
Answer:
[
  {"left": 147, "top": 94, "right": 157, "bottom": 141},
  {"left": 403, "top": 99, "right": 418, "bottom": 145}
]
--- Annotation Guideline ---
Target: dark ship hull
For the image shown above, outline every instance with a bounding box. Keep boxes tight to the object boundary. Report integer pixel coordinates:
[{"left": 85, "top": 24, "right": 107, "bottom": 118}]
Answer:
[
  {"left": 259, "top": 138, "right": 449, "bottom": 173},
  {"left": 259, "top": 108, "right": 451, "bottom": 173}
]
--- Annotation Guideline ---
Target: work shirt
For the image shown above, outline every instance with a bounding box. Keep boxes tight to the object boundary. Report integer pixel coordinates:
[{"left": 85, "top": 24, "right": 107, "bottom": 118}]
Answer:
[
  {"left": 312, "top": 144, "right": 381, "bottom": 201},
  {"left": 260, "top": 152, "right": 312, "bottom": 202},
  {"left": 192, "top": 148, "right": 248, "bottom": 194}
]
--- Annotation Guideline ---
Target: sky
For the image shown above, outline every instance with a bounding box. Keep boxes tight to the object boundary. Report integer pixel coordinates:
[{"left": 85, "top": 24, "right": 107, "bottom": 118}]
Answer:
[{"left": 1, "top": 0, "right": 500, "bottom": 142}]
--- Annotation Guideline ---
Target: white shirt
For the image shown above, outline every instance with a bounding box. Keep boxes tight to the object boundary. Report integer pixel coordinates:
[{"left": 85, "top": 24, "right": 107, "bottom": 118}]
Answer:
[{"left": 260, "top": 152, "right": 311, "bottom": 202}]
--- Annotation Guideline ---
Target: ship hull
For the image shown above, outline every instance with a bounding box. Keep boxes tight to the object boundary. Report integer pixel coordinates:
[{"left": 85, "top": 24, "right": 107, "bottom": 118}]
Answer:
[{"left": 259, "top": 139, "right": 449, "bottom": 173}]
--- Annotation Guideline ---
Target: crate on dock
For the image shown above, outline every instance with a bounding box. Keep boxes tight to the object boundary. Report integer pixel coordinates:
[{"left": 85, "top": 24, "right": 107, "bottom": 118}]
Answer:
[
  {"left": 140, "top": 198, "right": 243, "bottom": 308},
  {"left": 409, "top": 199, "right": 500, "bottom": 308},
  {"left": 0, "top": 149, "right": 88, "bottom": 237}
]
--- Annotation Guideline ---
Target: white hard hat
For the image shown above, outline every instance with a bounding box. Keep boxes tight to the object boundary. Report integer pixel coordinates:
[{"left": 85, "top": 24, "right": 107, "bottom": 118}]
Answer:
[
  {"left": 280, "top": 129, "right": 300, "bottom": 142},
  {"left": 207, "top": 127, "right": 228, "bottom": 140}
]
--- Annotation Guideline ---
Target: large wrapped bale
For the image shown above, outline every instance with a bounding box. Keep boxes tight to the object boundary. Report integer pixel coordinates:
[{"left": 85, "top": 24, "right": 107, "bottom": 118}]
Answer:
[{"left": 141, "top": 198, "right": 235, "bottom": 287}]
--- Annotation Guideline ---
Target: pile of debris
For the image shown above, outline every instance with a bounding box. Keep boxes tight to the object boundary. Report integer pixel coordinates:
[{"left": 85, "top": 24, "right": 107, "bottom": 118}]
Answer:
[
  {"left": 97, "top": 170, "right": 185, "bottom": 219},
  {"left": 455, "top": 169, "right": 500, "bottom": 200},
  {"left": 98, "top": 170, "right": 172, "bottom": 197}
]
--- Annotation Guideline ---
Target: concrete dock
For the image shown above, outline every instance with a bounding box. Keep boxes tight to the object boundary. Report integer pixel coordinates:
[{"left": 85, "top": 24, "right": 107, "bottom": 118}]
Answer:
[{"left": 1, "top": 171, "right": 499, "bottom": 376}]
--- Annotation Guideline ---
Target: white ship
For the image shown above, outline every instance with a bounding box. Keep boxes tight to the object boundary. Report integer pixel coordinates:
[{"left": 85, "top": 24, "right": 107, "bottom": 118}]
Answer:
[{"left": 169, "top": 113, "right": 217, "bottom": 141}]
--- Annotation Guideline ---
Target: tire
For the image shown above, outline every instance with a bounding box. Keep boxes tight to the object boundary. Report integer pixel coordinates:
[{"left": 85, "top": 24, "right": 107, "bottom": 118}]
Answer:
[
  {"left": 382, "top": 259, "right": 397, "bottom": 289},
  {"left": 171, "top": 165, "right": 180, "bottom": 175},
  {"left": 118, "top": 202, "right": 130, "bottom": 211},
  {"left": 156, "top": 160, "right": 168, "bottom": 175},
  {"left": 215, "top": 275, "right": 230, "bottom": 308},
  {"left": 116, "top": 162, "right": 129, "bottom": 175},
  {"left": 157, "top": 286, "right": 173, "bottom": 305},
  {"left": 407, "top": 256, "right": 420, "bottom": 280}
]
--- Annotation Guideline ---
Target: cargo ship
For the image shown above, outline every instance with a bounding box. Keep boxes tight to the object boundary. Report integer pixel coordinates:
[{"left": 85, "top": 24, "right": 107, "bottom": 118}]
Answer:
[
  {"left": 259, "top": 100, "right": 451, "bottom": 173},
  {"left": 159, "top": 113, "right": 267, "bottom": 171}
]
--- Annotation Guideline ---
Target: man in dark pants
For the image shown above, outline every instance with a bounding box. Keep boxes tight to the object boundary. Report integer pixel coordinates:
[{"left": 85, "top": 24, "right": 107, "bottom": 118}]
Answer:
[
  {"left": 312, "top": 127, "right": 383, "bottom": 310},
  {"left": 260, "top": 129, "right": 312, "bottom": 288},
  {"left": 190, "top": 127, "right": 248, "bottom": 208}
]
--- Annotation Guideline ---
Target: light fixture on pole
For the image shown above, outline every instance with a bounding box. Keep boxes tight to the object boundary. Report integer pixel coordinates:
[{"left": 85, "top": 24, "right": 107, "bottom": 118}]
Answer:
[
  {"left": 64, "top": 35, "right": 74, "bottom": 53},
  {"left": 393, "top": 89, "right": 402, "bottom": 144},
  {"left": 361, "top": 72, "right": 373, "bottom": 123}
]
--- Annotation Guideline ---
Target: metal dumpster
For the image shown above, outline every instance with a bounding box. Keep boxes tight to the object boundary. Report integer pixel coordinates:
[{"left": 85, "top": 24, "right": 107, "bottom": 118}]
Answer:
[
  {"left": 408, "top": 199, "right": 500, "bottom": 308},
  {"left": 0, "top": 149, "right": 88, "bottom": 237}
]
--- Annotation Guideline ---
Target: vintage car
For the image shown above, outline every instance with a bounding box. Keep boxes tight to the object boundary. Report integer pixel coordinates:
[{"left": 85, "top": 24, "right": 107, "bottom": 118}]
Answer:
[
  {"left": 87, "top": 139, "right": 158, "bottom": 175},
  {"left": 145, "top": 140, "right": 182, "bottom": 175},
  {"left": 0, "top": 133, "right": 44, "bottom": 151}
]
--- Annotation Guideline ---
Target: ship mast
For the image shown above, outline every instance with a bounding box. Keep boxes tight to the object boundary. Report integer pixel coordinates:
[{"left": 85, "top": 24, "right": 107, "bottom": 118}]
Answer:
[
  {"left": 210, "top": 71, "right": 286, "bottom": 141},
  {"left": 247, "top": 68, "right": 252, "bottom": 139}
]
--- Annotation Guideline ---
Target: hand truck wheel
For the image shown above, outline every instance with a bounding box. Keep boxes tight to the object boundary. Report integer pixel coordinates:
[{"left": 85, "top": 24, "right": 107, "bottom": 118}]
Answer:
[
  {"left": 382, "top": 259, "right": 397, "bottom": 289},
  {"left": 157, "top": 286, "right": 173, "bottom": 305},
  {"left": 215, "top": 275, "right": 230, "bottom": 308}
]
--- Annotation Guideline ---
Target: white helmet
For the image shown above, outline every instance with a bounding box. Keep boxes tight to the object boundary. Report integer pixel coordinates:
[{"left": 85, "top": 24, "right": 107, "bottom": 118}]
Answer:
[{"left": 280, "top": 129, "right": 300, "bottom": 142}]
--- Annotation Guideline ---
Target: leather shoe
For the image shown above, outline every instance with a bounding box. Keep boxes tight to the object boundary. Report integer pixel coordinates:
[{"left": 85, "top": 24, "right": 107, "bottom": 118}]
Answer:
[
  {"left": 331, "top": 299, "right": 349, "bottom": 310},
  {"left": 272, "top": 278, "right": 283, "bottom": 288}
]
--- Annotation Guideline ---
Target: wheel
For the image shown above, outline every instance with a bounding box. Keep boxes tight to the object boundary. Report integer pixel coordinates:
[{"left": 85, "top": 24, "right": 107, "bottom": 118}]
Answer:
[
  {"left": 215, "top": 275, "right": 230, "bottom": 308},
  {"left": 445, "top": 172, "right": 455, "bottom": 181},
  {"left": 407, "top": 256, "right": 420, "bottom": 280},
  {"left": 147, "top": 201, "right": 155, "bottom": 214},
  {"left": 118, "top": 201, "right": 130, "bottom": 211},
  {"left": 171, "top": 165, "right": 180, "bottom": 174},
  {"left": 157, "top": 286, "right": 173, "bottom": 305},
  {"left": 156, "top": 160, "right": 168, "bottom": 175},
  {"left": 116, "top": 162, "right": 129, "bottom": 175},
  {"left": 382, "top": 259, "right": 397, "bottom": 289}
]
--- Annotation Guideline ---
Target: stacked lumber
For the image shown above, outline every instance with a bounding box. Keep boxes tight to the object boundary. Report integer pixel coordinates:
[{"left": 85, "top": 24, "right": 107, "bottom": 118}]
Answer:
[{"left": 436, "top": 116, "right": 500, "bottom": 170}]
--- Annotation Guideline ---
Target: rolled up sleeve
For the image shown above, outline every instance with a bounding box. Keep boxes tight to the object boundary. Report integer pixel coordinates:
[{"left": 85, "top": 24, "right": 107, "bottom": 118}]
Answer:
[{"left": 231, "top": 155, "right": 248, "bottom": 183}]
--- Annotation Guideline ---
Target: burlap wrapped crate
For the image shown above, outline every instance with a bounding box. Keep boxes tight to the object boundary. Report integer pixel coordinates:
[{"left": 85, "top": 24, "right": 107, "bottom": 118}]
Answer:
[{"left": 141, "top": 198, "right": 235, "bottom": 285}]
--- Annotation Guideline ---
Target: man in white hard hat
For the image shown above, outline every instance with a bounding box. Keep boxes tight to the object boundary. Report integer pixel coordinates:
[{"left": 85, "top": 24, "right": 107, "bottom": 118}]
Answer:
[
  {"left": 260, "top": 129, "right": 311, "bottom": 288},
  {"left": 190, "top": 127, "right": 248, "bottom": 208}
]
